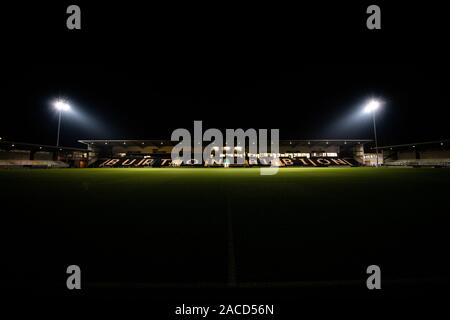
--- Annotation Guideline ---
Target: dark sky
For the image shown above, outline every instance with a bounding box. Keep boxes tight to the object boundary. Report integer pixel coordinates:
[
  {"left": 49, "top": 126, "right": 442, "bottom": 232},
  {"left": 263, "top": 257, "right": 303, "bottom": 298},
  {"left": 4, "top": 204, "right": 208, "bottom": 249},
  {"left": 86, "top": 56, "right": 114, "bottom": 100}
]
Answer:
[{"left": 2, "top": 2, "right": 449, "bottom": 147}]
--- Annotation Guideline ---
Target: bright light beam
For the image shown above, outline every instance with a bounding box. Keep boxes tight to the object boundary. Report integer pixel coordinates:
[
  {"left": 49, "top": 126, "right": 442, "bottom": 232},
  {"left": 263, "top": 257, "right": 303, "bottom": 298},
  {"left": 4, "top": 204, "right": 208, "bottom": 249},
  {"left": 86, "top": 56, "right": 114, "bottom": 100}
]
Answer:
[
  {"left": 53, "top": 99, "right": 71, "bottom": 147},
  {"left": 54, "top": 100, "right": 71, "bottom": 111},
  {"left": 363, "top": 99, "right": 382, "bottom": 166},
  {"left": 363, "top": 99, "right": 380, "bottom": 113}
]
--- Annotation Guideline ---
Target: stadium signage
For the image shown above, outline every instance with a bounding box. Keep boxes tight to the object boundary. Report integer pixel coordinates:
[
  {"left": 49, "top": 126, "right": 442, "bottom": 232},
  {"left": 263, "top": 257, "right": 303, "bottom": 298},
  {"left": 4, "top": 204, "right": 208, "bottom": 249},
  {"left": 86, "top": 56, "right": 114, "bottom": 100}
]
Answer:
[
  {"left": 171, "top": 121, "right": 280, "bottom": 175},
  {"left": 98, "top": 157, "right": 354, "bottom": 167}
]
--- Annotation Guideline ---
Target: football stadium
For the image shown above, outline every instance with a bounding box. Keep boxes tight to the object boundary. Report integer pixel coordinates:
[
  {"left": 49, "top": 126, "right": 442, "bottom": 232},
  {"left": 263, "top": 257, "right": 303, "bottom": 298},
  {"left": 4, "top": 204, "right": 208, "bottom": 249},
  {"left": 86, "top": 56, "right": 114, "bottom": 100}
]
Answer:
[
  {"left": 2, "top": 134, "right": 450, "bottom": 301},
  {"left": 1, "top": 91, "right": 450, "bottom": 304},
  {"left": 2, "top": 62, "right": 450, "bottom": 307},
  {"left": 1, "top": 137, "right": 450, "bottom": 168},
  {"left": 3, "top": 1, "right": 450, "bottom": 314}
]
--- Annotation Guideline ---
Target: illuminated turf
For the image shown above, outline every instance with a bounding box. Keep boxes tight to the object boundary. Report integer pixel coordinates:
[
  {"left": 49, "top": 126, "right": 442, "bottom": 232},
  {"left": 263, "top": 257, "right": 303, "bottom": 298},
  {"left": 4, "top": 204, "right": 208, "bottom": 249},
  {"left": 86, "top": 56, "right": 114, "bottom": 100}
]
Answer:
[{"left": 2, "top": 167, "right": 450, "bottom": 288}]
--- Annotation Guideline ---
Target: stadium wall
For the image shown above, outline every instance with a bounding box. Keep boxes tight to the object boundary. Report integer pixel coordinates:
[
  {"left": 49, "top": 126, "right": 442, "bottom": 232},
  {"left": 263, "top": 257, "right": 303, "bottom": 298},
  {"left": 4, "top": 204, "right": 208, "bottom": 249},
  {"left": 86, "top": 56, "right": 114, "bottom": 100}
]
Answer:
[{"left": 381, "top": 140, "right": 450, "bottom": 167}]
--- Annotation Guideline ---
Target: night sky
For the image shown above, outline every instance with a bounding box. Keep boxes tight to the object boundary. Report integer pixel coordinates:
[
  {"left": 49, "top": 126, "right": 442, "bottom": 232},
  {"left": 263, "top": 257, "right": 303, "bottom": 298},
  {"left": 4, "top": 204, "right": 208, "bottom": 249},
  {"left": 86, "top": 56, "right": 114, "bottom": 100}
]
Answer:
[{"left": 2, "top": 2, "right": 449, "bottom": 147}]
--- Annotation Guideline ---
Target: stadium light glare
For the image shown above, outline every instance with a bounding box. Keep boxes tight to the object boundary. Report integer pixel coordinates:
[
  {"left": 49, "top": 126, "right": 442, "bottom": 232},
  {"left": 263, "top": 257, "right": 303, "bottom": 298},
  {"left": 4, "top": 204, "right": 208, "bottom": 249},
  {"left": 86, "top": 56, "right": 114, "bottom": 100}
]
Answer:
[
  {"left": 362, "top": 98, "right": 383, "bottom": 167},
  {"left": 363, "top": 99, "right": 380, "bottom": 113},
  {"left": 53, "top": 99, "right": 71, "bottom": 147},
  {"left": 54, "top": 100, "right": 71, "bottom": 112}
]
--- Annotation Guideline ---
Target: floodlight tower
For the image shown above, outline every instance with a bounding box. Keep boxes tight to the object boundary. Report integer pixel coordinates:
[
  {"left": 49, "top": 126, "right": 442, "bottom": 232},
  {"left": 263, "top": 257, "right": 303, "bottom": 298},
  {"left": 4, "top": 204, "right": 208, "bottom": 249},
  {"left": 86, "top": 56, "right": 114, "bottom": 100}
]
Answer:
[
  {"left": 53, "top": 99, "right": 71, "bottom": 147},
  {"left": 363, "top": 99, "right": 381, "bottom": 166}
]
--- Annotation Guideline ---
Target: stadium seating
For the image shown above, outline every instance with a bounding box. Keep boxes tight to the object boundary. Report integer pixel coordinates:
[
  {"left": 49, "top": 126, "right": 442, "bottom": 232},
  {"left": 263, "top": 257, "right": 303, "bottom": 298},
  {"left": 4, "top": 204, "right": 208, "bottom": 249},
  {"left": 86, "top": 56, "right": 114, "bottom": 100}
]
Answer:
[
  {"left": 0, "top": 160, "right": 69, "bottom": 168},
  {"left": 89, "top": 157, "right": 360, "bottom": 168},
  {"left": 384, "top": 159, "right": 450, "bottom": 167}
]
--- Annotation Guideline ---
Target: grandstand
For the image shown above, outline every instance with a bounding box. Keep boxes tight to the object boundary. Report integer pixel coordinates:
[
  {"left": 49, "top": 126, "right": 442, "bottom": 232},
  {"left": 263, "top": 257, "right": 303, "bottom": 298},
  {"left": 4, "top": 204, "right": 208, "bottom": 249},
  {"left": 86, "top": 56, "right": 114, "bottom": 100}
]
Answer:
[
  {"left": 0, "top": 140, "right": 90, "bottom": 168},
  {"left": 380, "top": 140, "right": 450, "bottom": 168},
  {"left": 78, "top": 139, "right": 371, "bottom": 168},
  {"left": 2, "top": 138, "right": 449, "bottom": 168}
]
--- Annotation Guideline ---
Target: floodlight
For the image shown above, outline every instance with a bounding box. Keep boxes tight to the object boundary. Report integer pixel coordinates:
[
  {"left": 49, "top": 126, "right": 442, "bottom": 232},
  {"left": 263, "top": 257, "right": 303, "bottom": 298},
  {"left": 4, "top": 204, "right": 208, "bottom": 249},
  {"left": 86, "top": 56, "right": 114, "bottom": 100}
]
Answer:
[
  {"left": 54, "top": 100, "right": 71, "bottom": 111},
  {"left": 362, "top": 98, "right": 384, "bottom": 166},
  {"left": 53, "top": 98, "right": 72, "bottom": 147},
  {"left": 363, "top": 99, "right": 380, "bottom": 113}
]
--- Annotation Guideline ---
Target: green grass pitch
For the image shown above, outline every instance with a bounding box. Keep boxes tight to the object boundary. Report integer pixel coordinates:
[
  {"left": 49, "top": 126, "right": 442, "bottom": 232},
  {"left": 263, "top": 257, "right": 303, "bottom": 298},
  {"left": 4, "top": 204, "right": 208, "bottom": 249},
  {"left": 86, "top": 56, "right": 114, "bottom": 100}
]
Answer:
[{"left": 2, "top": 167, "right": 450, "bottom": 290}]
